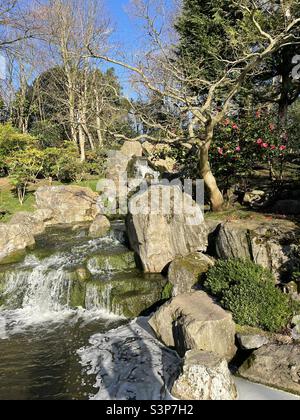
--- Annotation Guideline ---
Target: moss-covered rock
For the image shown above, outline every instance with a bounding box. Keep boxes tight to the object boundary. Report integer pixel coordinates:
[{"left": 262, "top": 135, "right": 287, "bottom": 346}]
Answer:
[
  {"left": 168, "top": 252, "right": 214, "bottom": 296},
  {"left": 0, "top": 249, "right": 26, "bottom": 266},
  {"left": 87, "top": 250, "right": 136, "bottom": 274},
  {"left": 67, "top": 271, "right": 87, "bottom": 308},
  {"left": 86, "top": 271, "right": 167, "bottom": 318}
]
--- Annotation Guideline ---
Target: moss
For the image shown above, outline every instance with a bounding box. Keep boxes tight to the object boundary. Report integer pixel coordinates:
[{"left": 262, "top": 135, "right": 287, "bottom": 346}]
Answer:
[
  {"left": 87, "top": 250, "right": 136, "bottom": 272},
  {"left": 87, "top": 271, "right": 166, "bottom": 318},
  {"left": 0, "top": 250, "right": 26, "bottom": 266},
  {"left": 68, "top": 276, "right": 86, "bottom": 308},
  {"left": 235, "top": 324, "right": 270, "bottom": 337},
  {"left": 205, "top": 209, "right": 266, "bottom": 222},
  {"left": 161, "top": 282, "right": 173, "bottom": 300},
  {"left": 74, "top": 179, "right": 99, "bottom": 192}
]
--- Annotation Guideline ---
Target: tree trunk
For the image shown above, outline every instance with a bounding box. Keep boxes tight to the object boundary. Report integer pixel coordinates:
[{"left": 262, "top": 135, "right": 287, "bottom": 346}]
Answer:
[
  {"left": 95, "top": 90, "right": 103, "bottom": 148},
  {"left": 199, "top": 142, "right": 224, "bottom": 212},
  {"left": 78, "top": 124, "right": 86, "bottom": 162}
]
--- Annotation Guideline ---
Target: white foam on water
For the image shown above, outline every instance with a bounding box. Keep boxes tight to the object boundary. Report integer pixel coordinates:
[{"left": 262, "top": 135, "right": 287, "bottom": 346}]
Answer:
[
  {"left": 78, "top": 318, "right": 181, "bottom": 400},
  {"left": 0, "top": 315, "right": 8, "bottom": 340}
]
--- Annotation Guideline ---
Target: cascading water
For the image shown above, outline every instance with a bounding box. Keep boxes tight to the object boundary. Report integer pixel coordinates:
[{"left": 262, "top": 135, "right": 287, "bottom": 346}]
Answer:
[
  {"left": 0, "top": 223, "right": 169, "bottom": 400},
  {"left": 0, "top": 225, "right": 131, "bottom": 399}
]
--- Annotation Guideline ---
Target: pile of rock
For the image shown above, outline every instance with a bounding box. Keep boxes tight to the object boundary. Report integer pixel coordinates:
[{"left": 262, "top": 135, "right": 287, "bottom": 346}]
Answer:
[{"left": 148, "top": 291, "right": 238, "bottom": 400}]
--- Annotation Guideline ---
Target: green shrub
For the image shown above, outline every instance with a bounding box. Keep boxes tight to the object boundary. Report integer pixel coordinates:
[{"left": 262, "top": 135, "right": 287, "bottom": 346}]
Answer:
[
  {"left": 0, "top": 124, "right": 37, "bottom": 174},
  {"left": 205, "top": 259, "right": 292, "bottom": 332},
  {"left": 205, "top": 259, "right": 274, "bottom": 298}
]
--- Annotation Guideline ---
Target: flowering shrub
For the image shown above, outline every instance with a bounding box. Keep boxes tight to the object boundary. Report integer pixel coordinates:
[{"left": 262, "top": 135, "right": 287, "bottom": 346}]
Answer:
[{"left": 211, "top": 109, "right": 290, "bottom": 187}]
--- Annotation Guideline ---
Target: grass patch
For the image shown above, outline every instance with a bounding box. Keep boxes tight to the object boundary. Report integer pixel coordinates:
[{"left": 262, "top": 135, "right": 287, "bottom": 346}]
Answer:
[
  {"left": 205, "top": 208, "right": 267, "bottom": 222},
  {"left": 74, "top": 179, "right": 100, "bottom": 192},
  {"left": 0, "top": 189, "right": 35, "bottom": 222}
]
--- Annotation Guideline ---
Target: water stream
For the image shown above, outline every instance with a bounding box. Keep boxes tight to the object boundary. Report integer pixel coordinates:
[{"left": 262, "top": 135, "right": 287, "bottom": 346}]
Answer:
[{"left": 0, "top": 224, "right": 299, "bottom": 401}]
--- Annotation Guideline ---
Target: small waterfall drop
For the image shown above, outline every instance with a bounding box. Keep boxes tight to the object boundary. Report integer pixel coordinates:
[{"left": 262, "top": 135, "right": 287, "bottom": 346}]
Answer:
[{"left": 0, "top": 229, "right": 127, "bottom": 337}]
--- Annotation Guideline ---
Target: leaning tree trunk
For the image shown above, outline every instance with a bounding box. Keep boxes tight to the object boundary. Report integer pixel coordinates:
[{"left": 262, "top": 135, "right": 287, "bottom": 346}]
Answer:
[{"left": 199, "top": 142, "right": 224, "bottom": 212}]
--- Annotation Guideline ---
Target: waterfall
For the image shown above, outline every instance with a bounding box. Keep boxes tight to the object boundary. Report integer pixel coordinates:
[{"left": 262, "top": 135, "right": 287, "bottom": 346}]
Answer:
[
  {"left": 0, "top": 232, "right": 127, "bottom": 338},
  {"left": 1, "top": 256, "right": 75, "bottom": 312},
  {"left": 86, "top": 283, "right": 112, "bottom": 312}
]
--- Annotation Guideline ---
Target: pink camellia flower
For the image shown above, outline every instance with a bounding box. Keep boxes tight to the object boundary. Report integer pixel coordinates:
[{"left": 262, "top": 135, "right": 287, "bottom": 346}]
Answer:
[
  {"left": 218, "top": 147, "right": 224, "bottom": 155},
  {"left": 279, "top": 145, "right": 287, "bottom": 151},
  {"left": 232, "top": 124, "right": 238, "bottom": 130},
  {"left": 257, "top": 138, "right": 263, "bottom": 145},
  {"left": 236, "top": 146, "right": 241, "bottom": 152},
  {"left": 270, "top": 145, "right": 276, "bottom": 150},
  {"left": 262, "top": 143, "right": 269, "bottom": 148}
]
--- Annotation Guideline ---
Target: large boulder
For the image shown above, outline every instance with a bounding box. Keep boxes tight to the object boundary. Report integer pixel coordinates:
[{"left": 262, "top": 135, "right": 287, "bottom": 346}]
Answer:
[
  {"left": 152, "top": 157, "right": 176, "bottom": 174},
  {"left": 239, "top": 344, "right": 300, "bottom": 396},
  {"left": 101, "top": 151, "right": 159, "bottom": 214},
  {"left": 149, "top": 291, "right": 236, "bottom": 361},
  {"left": 35, "top": 186, "right": 100, "bottom": 225},
  {"left": 168, "top": 252, "right": 214, "bottom": 296},
  {"left": 120, "top": 141, "right": 143, "bottom": 158},
  {"left": 0, "top": 223, "right": 35, "bottom": 264},
  {"left": 212, "top": 219, "right": 300, "bottom": 282},
  {"left": 127, "top": 185, "right": 208, "bottom": 273},
  {"left": 172, "top": 350, "right": 238, "bottom": 400}
]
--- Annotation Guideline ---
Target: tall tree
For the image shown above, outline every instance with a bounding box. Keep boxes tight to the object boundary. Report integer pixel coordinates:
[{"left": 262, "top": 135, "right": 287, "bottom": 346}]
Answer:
[{"left": 90, "top": 0, "right": 300, "bottom": 211}]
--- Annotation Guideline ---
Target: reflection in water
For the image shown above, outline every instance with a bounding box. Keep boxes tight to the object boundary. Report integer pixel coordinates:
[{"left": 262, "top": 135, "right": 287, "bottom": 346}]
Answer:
[{"left": 0, "top": 317, "right": 125, "bottom": 400}]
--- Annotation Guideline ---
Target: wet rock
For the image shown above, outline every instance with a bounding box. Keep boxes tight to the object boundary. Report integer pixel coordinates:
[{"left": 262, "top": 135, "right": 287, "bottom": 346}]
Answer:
[
  {"left": 127, "top": 185, "right": 208, "bottom": 273},
  {"left": 172, "top": 350, "right": 238, "bottom": 400},
  {"left": 89, "top": 215, "right": 111, "bottom": 238},
  {"left": 149, "top": 291, "right": 236, "bottom": 361},
  {"left": 168, "top": 252, "right": 214, "bottom": 296},
  {"left": 85, "top": 271, "right": 166, "bottom": 318},
  {"left": 87, "top": 250, "right": 136, "bottom": 274},
  {"left": 239, "top": 344, "right": 300, "bottom": 395}
]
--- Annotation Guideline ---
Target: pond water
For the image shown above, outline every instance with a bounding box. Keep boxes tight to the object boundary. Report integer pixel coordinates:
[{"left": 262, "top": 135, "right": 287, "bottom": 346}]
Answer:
[{"left": 0, "top": 224, "right": 165, "bottom": 400}]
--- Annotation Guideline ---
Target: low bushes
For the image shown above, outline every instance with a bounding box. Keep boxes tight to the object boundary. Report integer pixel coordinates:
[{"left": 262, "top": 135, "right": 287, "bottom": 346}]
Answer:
[{"left": 205, "top": 259, "right": 292, "bottom": 333}]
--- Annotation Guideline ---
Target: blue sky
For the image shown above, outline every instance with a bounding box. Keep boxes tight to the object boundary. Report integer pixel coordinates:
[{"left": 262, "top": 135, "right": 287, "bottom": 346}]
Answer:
[{"left": 104, "top": 0, "right": 138, "bottom": 98}]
